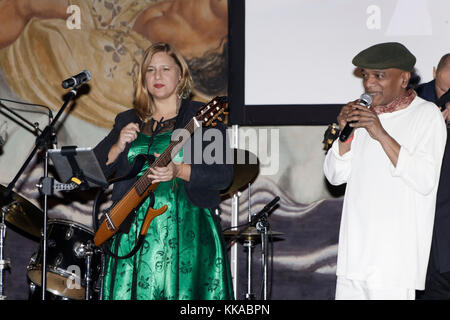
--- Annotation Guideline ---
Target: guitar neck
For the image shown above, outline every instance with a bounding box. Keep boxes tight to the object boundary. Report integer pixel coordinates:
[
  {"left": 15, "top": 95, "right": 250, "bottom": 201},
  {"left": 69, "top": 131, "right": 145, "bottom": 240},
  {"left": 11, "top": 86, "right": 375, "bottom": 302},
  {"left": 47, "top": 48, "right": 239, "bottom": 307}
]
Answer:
[{"left": 134, "top": 118, "right": 196, "bottom": 195}]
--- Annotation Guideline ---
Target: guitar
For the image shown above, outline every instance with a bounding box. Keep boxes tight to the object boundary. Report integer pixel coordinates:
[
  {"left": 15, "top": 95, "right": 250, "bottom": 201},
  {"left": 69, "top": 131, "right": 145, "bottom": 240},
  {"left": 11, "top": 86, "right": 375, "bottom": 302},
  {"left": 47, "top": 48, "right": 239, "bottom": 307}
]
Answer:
[{"left": 93, "top": 96, "right": 229, "bottom": 246}]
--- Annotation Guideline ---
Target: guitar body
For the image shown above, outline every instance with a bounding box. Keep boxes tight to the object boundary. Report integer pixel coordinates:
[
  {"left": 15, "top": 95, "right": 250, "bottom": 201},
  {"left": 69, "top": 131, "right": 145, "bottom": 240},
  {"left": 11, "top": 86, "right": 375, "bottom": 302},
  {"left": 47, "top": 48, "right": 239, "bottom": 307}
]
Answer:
[{"left": 93, "top": 183, "right": 166, "bottom": 246}]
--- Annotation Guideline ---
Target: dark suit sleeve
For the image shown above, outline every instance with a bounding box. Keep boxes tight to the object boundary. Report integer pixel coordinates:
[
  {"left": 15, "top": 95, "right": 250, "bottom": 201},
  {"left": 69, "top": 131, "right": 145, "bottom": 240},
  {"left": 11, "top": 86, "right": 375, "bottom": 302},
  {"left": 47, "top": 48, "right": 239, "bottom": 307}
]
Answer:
[{"left": 93, "top": 112, "right": 126, "bottom": 178}]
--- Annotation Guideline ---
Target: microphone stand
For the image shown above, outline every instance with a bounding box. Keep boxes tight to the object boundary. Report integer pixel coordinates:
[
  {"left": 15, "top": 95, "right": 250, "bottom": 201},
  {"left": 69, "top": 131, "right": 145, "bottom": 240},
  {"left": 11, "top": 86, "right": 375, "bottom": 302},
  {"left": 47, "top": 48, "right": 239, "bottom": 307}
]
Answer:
[
  {"left": 0, "top": 101, "right": 43, "bottom": 136},
  {"left": 3, "top": 85, "right": 81, "bottom": 300}
]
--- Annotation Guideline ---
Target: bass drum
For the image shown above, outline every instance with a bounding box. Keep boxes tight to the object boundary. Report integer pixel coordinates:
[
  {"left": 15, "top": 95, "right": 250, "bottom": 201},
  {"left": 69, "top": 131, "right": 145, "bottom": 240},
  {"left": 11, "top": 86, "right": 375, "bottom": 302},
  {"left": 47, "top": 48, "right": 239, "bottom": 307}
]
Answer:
[
  {"left": 28, "top": 281, "right": 72, "bottom": 300},
  {"left": 27, "top": 219, "right": 102, "bottom": 300}
]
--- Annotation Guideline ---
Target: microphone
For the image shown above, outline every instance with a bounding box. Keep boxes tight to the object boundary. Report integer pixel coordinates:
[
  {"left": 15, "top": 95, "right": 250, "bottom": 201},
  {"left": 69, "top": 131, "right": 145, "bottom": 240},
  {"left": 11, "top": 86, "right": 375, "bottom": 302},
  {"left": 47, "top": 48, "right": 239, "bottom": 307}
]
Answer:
[
  {"left": 61, "top": 70, "right": 92, "bottom": 89},
  {"left": 250, "top": 196, "right": 280, "bottom": 226},
  {"left": 339, "top": 93, "right": 373, "bottom": 142}
]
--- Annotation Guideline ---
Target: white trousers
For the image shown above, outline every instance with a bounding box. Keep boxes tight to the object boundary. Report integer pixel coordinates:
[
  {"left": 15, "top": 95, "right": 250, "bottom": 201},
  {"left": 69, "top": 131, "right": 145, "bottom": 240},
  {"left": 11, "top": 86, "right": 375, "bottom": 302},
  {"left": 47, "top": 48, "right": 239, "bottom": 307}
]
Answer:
[{"left": 335, "top": 276, "right": 415, "bottom": 300}]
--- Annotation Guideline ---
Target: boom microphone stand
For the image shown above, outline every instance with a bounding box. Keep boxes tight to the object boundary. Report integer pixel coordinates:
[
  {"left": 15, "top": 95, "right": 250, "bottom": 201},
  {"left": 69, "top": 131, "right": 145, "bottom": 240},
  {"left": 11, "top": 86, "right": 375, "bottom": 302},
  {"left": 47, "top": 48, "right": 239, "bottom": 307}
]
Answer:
[{"left": 3, "top": 85, "right": 84, "bottom": 300}]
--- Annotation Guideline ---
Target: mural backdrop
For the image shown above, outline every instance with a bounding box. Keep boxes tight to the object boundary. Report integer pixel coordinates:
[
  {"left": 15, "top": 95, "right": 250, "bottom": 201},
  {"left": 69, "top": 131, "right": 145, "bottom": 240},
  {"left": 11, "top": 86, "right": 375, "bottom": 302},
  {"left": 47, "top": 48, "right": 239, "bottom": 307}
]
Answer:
[{"left": 0, "top": 0, "right": 342, "bottom": 300}]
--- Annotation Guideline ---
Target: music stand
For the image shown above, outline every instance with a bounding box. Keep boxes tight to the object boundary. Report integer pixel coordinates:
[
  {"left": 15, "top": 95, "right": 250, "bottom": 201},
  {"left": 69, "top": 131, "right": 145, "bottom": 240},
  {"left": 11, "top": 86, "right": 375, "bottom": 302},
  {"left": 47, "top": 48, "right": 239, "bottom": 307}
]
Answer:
[{"left": 48, "top": 146, "right": 107, "bottom": 190}]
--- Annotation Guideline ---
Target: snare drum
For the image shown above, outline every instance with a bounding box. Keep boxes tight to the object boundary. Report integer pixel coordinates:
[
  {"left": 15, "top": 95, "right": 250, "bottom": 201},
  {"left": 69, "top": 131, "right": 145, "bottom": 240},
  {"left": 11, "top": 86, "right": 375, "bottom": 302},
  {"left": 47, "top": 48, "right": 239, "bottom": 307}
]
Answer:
[{"left": 27, "top": 219, "right": 101, "bottom": 300}]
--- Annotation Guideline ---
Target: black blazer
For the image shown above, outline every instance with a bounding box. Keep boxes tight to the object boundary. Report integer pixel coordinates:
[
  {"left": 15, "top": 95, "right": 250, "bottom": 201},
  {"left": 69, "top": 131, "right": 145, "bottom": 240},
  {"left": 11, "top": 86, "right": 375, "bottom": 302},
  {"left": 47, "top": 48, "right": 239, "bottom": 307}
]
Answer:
[
  {"left": 93, "top": 99, "right": 233, "bottom": 209},
  {"left": 416, "top": 80, "right": 437, "bottom": 103},
  {"left": 417, "top": 80, "right": 450, "bottom": 273}
]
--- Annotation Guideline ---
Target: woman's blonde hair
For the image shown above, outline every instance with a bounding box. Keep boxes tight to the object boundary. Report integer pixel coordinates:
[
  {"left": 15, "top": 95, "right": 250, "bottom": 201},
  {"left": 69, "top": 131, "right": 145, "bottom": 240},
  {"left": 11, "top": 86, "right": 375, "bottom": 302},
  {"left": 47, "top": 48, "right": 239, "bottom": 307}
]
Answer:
[{"left": 134, "top": 42, "right": 193, "bottom": 120}]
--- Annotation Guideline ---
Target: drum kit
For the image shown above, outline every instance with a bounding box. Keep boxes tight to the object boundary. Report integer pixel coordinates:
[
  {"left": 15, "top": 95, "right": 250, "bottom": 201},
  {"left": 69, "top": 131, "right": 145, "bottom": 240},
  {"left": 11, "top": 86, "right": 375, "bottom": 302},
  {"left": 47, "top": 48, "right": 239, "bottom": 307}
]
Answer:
[{"left": 0, "top": 184, "right": 104, "bottom": 300}]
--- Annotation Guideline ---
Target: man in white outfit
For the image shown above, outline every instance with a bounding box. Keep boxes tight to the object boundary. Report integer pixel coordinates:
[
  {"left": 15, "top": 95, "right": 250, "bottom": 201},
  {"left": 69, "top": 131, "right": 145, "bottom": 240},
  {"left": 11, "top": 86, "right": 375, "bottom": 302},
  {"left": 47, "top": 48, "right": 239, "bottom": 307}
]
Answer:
[{"left": 324, "top": 42, "right": 447, "bottom": 300}]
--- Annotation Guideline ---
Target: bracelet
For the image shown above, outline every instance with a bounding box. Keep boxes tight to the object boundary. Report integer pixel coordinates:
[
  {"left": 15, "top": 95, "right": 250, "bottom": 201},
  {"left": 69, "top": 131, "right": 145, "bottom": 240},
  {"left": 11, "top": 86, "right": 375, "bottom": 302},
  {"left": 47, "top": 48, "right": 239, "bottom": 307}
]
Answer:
[
  {"left": 176, "top": 163, "right": 184, "bottom": 178},
  {"left": 345, "top": 135, "right": 354, "bottom": 143},
  {"left": 172, "top": 163, "right": 183, "bottom": 191}
]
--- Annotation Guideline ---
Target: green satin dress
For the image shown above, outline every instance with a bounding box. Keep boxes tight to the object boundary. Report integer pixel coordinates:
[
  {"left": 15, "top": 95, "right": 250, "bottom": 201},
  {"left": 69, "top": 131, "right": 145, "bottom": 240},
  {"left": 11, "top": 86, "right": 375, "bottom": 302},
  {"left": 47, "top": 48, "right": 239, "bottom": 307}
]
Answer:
[{"left": 102, "top": 130, "right": 234, "bottom": 300}]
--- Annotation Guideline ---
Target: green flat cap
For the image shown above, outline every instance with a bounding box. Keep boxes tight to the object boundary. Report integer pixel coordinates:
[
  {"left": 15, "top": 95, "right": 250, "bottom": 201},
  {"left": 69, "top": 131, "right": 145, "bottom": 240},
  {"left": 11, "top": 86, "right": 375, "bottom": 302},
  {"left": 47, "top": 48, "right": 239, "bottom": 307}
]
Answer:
[{"left": 352, "top": 42, "right": 416, "bottom": 72}]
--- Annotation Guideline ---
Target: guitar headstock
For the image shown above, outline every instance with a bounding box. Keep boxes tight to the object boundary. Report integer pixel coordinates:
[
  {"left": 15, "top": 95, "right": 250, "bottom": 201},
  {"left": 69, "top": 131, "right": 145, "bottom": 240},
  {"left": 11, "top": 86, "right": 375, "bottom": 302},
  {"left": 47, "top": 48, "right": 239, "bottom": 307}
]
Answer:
[
  {"left": 323, "top": 123, "right": 340, "bottom": 152},
  {"left": 195, "top": 96, "right": 228, "bottom": 127}
]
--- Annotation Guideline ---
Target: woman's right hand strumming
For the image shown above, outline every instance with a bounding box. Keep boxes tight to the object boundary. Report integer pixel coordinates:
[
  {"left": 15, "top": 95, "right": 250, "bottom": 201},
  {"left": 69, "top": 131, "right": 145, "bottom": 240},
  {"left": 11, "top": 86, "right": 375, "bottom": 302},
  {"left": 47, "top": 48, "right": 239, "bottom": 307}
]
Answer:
[{"left": 106, "top": 122, "right": 140, "bottom": 165}]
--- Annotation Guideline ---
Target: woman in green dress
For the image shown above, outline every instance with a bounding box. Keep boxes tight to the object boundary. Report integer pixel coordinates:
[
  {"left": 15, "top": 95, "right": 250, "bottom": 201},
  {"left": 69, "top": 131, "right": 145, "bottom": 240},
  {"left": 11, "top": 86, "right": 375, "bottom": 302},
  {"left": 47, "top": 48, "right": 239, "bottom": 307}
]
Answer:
[{"left": 94, "top": 42, "right": 234, "bottom": 300}]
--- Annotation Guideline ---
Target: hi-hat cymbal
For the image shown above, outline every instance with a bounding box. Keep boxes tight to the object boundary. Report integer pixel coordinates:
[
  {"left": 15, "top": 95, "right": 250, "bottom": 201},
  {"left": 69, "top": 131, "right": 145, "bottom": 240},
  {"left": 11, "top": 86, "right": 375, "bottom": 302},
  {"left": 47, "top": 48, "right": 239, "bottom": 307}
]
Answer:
[
  {"left": 223, "top": 226, "right": 284, "bottom": 242},
  {"left": 0, "top": 184, "right": 43, "bottom": 240},
  {"left": 220, "top": 149, "right": 259, "bottom": 196}
]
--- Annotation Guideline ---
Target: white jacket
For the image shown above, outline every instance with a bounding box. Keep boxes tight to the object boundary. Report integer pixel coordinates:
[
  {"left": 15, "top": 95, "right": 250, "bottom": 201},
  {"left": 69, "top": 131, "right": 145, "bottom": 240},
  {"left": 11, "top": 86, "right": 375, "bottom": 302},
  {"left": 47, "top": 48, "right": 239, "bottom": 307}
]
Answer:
[{"left": 324, "top": 96, "right": 447, "bottom": 290}]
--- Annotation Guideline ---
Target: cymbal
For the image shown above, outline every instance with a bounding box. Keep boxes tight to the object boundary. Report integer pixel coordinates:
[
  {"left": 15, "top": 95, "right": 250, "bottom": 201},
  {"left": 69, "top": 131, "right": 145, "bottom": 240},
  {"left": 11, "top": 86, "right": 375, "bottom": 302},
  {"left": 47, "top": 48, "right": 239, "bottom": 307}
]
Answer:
[
  {"left": 0, "top": 184, "right": 43, "bottom": 240},
  {"left": 220, "top": 149, "right": 259, "bottom": 196},
  {"left": 223, "top": 226, "right": 284, "bottom": 242}
]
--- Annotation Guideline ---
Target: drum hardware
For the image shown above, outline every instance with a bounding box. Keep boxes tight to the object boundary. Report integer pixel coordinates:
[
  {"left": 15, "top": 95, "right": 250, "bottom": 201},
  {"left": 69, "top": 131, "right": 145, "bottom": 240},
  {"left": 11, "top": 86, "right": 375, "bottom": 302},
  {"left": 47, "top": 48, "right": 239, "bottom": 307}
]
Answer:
[
  {"left": 220, "top": 147, "right": 260, "bottom": 297},
  {"left": 98, "top": 250, "right": 106, "bottom": 300},
  {"left": 245, "top": 184, "right": 255, "bottom": 301},
  {"left": 243, "top": 239, "right": 256, "bottom": 300},
  {"left": 28, "top": 281, "right": 71, "bottom": 301},
  {"left": 223, "top": 190, "right": 282, "bottom": 300},
  {"left": 0, "top": 184, "right": 44, "bottom": 241},
  {"left": 223, "top": 226, "right": 284, "bottom": 243},
  {"left": 27, "top": 220, "right": 102, "bottom": 300},
  {"left": 0, "top": 206, "right": 11, "bottom": 300},
  {"left": 253, "top": 197, "right": 279, "bottom": 300},
  {"left": 256, "top": 211, "right": 270, "bottom": 300},
  {"left": 73, "top": 240, "right": 100, "bottom": 300}
]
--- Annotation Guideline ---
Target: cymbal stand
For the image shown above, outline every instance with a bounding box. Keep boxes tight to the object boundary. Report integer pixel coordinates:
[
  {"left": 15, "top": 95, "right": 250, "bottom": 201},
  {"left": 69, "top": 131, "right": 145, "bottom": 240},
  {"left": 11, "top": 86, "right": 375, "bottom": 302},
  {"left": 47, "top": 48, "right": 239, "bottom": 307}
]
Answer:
[
  {"left": 98, "top": 250, "right": 106, "bottom": 300},
  {"left": 245, "top": 183, "right": 255, "bottom": 300},
  {"left": 256, "top": 213, "right": 270, "bottom": 300},
  {"left": 230, "top": 124, "right": 240, "bottom": 298},
  {"left": 0, "top": 206, "right": 11, "bottom": 300},
  {"left": 84, "top": 242, "right": 94, "bottom": 300}
]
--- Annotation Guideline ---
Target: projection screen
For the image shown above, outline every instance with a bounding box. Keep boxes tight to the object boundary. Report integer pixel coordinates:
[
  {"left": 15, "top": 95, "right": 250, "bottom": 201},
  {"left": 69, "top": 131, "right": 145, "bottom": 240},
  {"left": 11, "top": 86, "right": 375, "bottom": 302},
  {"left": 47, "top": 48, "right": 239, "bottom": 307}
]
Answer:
[{"left": 228, "top": 0, "right": 450, "bottom": 125}]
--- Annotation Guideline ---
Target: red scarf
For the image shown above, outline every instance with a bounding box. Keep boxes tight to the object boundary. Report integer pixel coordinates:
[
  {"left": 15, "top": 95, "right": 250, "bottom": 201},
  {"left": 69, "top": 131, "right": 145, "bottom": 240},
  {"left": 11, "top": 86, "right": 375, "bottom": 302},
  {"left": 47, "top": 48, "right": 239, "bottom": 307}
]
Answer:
[{"left": 370, "top": 89, "right": 416, "bottom": 115}]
